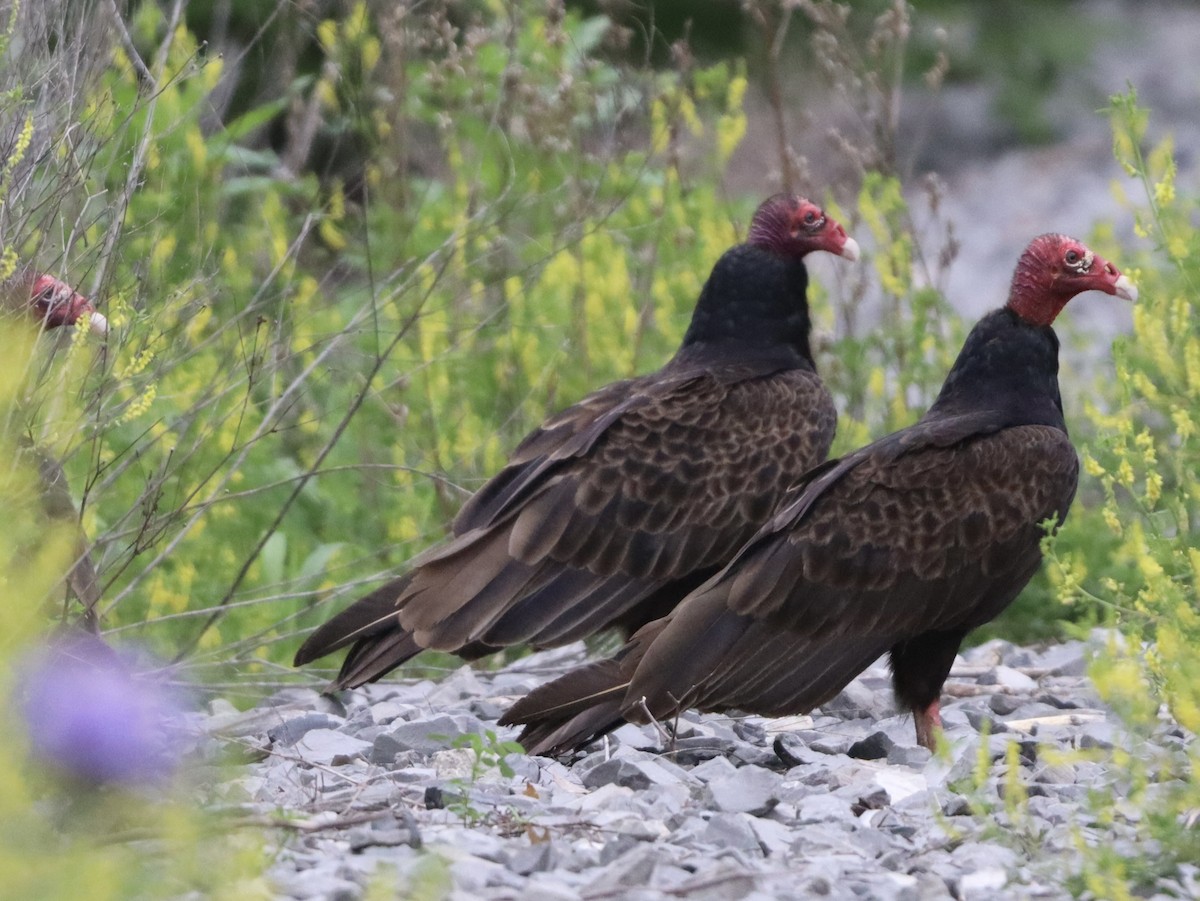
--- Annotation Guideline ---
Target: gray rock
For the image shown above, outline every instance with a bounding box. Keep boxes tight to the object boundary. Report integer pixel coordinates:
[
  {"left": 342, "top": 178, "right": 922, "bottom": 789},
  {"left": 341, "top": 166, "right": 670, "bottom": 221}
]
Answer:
[
  {"left": 681, "top": 864, "right": 758, "bottom": 900},
  {"left": 791, "top": 820, "right": 895, "bottom": 860},
  {"left": 887, "top": 745, "right": 932, "bottom": 767},
  {"left": 520, "top": 878, "right": 582, "bottom": 901},
  {"left": 871, "top": 767, "right": 927, "bottom": 806},
  {"left": 708, "top": 766, "right": 780, "bottom": 816},
  {"left": 848, "top": 731, "right": 895, "bottom": 760},
  {"left": 732, "top": 717, "right": 768, "bottom": 743},
  {"left": 852, "top": 785, "right": 890, "bottom": 814},
  {"left": 1032, "top": 763, "right": 1077, "bottom": 785},
  {"left": 573, "top": 782, "right": 641, "bottom": 814},
  {"left": 638, "top": 756, "right": 692, "bottom": 785},
  {"left": 963, "top": 639, "right": 1014, "bottom": 666},
  {"left": 822, "top": 679, "right": 888, "bottom": 721},
  {"left": 509, "top": 842, "right": 557, "bottom": 876},
  {"left": 807, "top": 733, "right": 856, "bottom": 756},
  {"left": 371, "top": 679, "right": 435, "bottom": 706},
  {"left": 391, "top": 766, "right": 437, "bottom": 783},
  {"left": 584, "top": 845, "right": 661, "bottom": 894},
  {"left": 1078, "top": 719, "right": 1116, "bottom": 751},
  {"left": 703, "top": 812, "right": 762, "bottom": 851},
  {"left": 1026, "top": 795, "right": 1077, "bottom": 826},
  {"left": 271, "top": 868, "right": 362, "bottom": 901},
  {"left": 959, "top": 867, "right": 1008, "bottom": 895},
  {"left": 748, "top": 816, "right": 795, "bottom": 857},
  {"left": 469, "top": 697, "right": 507, "bottom": 720},
  {"left": 730, "top": 743, "right": 780, "bottom": 768},
  {"left": 366, "top": 700, "right": 408, "bottom": 725},
  {"left": 980, "top": 665, "right": 1038, "bottom": 693},
  {"left": 608, "top": 721, "right": 659, "bottom": 749},
  {"left": 347, "top": 824, "right": 420, "bottom": 853},
  {"left": 521, "top": 878, "right": 583, "bottom": 901},
  {"left": 267, "top": 713, "right": 346, "bottom": 747},
  {"left": 1031, "top": 689, "right": 1077, "bottom": 709},
  {"left": 425, "top": 665, "right": 487, "bottom": 704},
  {"left": 292, "top": 729, "right": 371, "bottom": 766},
  {"left": 598, "top": 834, "right": 640, "bottom": 865},
  {"left": 941, "top": 795, "right": 973, "bottom": 817},
  {"left": 948, "top": 841, "right": 1018, "bottom": 875},
  {"left": 371, "top": 714, "right": 485, "bottom": 759},
  {"left": 690, "top": 755, "right": 740, "bottom": 783},
  {"left": 988, "top": 693, "right": 1024, "bottom": 715},
  {"left": 962, "top": 706, "right": 1006, "bottom": 734},
  {"left": 795, "top": 793, "right": 854, "bottom": 824},
  {"left": 774, "top": 733, "right": 828, "bottom": 768},
  {"left": 661, "top": 735, "right": 739, "bottom": 765},
  {"left": 1038, "top": 642, "right": 1088, "bottom": 677},
  {"left": 925, "top": 732, "right": 1008, "bottom": 789},
  {"left": 590, "top": 810, "right": 669, "bottom": 842},
  {"left": 581, "top": 759, "right": 652, "bottom": 791}
]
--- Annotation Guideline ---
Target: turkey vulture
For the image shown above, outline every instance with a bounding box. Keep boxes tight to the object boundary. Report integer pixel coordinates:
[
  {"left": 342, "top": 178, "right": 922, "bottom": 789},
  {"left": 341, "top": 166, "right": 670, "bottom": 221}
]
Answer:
[
  {"left": 502, "top": 233, "right": 1136, "bottom": 755},
  {"left": 295, "top": 194, "right": 860, "bottom": 687},
  {"left": 4, "top": 270, "right": 109, "bottom": 336},
  {"left": 4, "top": 269, "right": 108, "bottom": 628}
]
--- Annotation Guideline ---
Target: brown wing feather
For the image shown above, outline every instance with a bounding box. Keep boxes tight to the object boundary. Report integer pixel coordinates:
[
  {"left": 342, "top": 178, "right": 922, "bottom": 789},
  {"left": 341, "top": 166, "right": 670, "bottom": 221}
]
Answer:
[
  {"left": 297, "top": 362, "right": 835, "bottom": 687},
  {"left": 452, "top": 378, "right": 642, "bottom": 532},
  {"left": 500, "top": 620, "right": 668, "bottom": 755},
  {"left": 389, "top": 368, "right": 834, "bottom": 651},
  {"left": 624, "top": 424, "right": 1078, "bottom": 719}
]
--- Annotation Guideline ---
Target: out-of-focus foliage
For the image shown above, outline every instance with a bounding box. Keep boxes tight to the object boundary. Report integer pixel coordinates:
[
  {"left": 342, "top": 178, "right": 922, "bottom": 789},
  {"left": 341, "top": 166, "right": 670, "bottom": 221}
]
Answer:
[
  {"left": 0, "top": 321, "right": 268, "bottom": 897},
  {"left": 1043, "top": 89, "right": 1200, "bottom": 890},
  {"left": 0, "top": 36, "right": 270, "bottom": 888}
]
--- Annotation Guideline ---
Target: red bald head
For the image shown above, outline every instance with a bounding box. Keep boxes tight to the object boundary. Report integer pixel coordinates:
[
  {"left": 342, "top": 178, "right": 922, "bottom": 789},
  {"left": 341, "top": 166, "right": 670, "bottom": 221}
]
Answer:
[
  {"left": 747, "top": 194, "right": 860, "bottom": 262},
  {"left": 1007, "top": 234, "right": 1137, "bottom": 327},
  {"left": 28, "top": 274, "right": 109, "bottom": 336}
]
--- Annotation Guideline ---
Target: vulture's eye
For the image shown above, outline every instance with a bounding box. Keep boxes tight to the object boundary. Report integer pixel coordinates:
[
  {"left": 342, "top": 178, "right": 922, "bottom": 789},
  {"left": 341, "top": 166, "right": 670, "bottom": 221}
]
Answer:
[
  {"left": 1064, "top": 250, "right": 1079, "bottom": 266},
  {"left": 39, "top": 287, "right": 56, "bottom": 302},
  {"left": 804, "top": 211, "right": 817, "bottom": 225}
]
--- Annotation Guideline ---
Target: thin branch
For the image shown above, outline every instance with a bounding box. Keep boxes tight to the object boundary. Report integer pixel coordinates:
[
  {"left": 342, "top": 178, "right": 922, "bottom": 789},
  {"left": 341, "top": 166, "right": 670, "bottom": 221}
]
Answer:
[{"left": 106, "top": 0, "right": 155, "bottom": 88}]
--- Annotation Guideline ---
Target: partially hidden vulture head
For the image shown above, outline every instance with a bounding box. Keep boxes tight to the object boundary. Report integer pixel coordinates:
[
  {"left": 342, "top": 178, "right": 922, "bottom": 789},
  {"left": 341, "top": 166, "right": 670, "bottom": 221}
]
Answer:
[
  {"left": 1007, "top": 233, "right": 1138, "bottom": 326},
  {"left": 19, "top": 272, "right": 109, "bottom": 337},
  {"left": 747, "top": 194, "right": 860, "bottom": 262}
]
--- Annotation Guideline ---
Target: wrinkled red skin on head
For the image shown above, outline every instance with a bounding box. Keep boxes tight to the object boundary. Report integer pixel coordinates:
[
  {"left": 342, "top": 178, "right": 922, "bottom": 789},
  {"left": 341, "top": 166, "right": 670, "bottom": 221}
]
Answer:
[
  {"left": 1007, "top": 234, "right": 1129, "bottom": 327},
  {"left": 747, "top": 194, "right": 855, "bottom": 260},
  {"left": 29, "top": 273, "right": 96, "bottom": 330}
]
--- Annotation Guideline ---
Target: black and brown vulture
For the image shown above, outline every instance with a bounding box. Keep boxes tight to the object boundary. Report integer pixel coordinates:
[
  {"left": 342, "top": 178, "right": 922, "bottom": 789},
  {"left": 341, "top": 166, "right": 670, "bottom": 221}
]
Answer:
[
  {"left": 501, "top": 233, "right": 1136, "bottom": 755},
  {"left": 295, "top": 194, "right": 860, "bottom": 688}
]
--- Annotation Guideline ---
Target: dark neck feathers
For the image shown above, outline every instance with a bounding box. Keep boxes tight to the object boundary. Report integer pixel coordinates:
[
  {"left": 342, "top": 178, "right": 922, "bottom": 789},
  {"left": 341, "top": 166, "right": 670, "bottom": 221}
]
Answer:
[
  {"left": 927, "top": 307, "right": 1065, "bottom": 430},
  {"left": 676, "top": 244, "right": 815, "bottom": 370}
]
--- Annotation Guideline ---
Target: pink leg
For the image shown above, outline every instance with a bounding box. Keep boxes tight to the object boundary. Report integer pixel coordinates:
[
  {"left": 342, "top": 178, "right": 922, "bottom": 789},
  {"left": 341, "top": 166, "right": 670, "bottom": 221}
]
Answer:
[{"left": 914, "top": 698, "right": 942, "bottom": 750}]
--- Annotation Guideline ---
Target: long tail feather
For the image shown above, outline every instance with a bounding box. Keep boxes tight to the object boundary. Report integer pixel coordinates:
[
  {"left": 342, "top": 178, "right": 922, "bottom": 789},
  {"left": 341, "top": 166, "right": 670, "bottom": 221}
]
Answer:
[{"left": 293, "top": 577, "right": 413, "bottom": 666}]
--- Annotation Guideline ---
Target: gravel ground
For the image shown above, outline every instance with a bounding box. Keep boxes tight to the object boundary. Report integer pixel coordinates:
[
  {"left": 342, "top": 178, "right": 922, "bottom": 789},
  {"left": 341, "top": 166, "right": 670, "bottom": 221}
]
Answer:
[{"left": 190, "top": 635, "right": 1196, "bottom": 901}]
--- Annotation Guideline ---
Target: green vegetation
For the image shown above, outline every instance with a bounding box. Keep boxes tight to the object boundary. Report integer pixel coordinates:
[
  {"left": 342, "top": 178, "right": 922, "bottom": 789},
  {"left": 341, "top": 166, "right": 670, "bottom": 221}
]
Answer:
[
  {"left": 0, "top": 0, "right": 1195, "bottom": 897},
  {"left": 1043, "top": 89, "right": 1200, "bottom": 893},
  {"left": 441, "top": 730, "right": 527, "bottom": 825}
]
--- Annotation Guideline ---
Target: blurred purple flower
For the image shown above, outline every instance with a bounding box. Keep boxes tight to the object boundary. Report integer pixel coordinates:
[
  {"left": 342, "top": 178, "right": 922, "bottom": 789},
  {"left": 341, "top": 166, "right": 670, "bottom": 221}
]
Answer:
[{"left": 17, "top": 632, "right": 186, "bottom": 785}]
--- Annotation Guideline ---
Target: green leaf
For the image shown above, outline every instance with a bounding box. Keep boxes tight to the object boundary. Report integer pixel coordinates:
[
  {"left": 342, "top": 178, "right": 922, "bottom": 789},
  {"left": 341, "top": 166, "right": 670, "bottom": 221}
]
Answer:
[
  {"left": 261, "top": 532, "right": 287, "bottom": 587},
  {"left": 220, "top": 99, "right": 291, "bottom": 143},
  {"left": 298, "top": 542, "right": 344, "bottom": 585}
]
